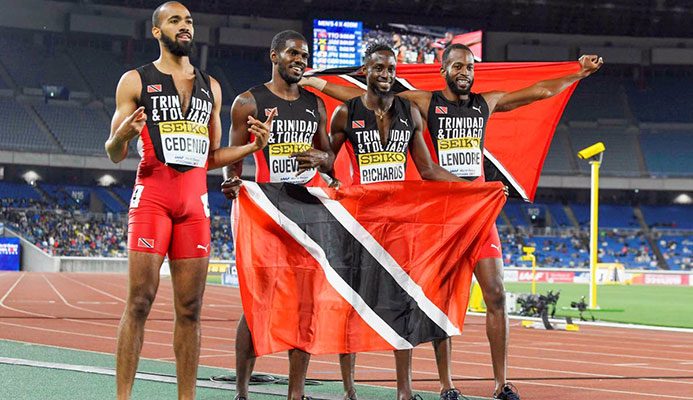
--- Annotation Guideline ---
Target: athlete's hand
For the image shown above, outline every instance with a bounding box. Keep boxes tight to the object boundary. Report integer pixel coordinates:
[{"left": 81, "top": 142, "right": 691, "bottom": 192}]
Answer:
[
  {"left": 221, "top": 176, "right": 242, "bottom": 200},
  {"left": 115, "top": 106, "right": 146, "bottom": 142},
  {"left": 298, "top": 77, "right": 327, "bottom": 91},
  {"left": 328, "top": 178, "right": 342, "bottom": 189},
  {"left": 290, "top": 148, "right": 328, "bottom": 176},
  {"left": 503, "top": 186, "right": 509, "bottom": 198},
  {"left": 577, "top": 55, "right": 603, "bottom": 77},
  {"left": 248, "top": 108, "right": 275, "bottom": 151}
]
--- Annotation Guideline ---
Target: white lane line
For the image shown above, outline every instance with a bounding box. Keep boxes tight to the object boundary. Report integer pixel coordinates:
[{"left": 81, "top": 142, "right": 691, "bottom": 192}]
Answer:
[
  {"left": 42, "top": 273, "right": 120, "bottom": 317},
  {"left": 0, "top": 272, "right": 55, "bottom": 318}
]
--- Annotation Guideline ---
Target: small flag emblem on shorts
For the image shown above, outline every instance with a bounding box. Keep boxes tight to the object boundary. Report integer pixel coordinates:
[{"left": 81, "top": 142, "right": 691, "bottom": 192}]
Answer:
[
  {"left": 138, "top": 238, "right": 155, "bottom": 248},
  {"left": 147, "top": 84, "right": 162, "bottom": 93},
  {"left": 352, "top": 120, "right": 365, "bottom": 129},
  {"left": 265, "top": 107, "right": 278, "bottom": 117},
  {"left": 435, "top": 106, "right": 448, "bottom": 114}
]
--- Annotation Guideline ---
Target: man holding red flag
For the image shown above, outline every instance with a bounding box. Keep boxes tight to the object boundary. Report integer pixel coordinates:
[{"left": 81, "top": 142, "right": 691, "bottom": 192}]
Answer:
[
  {"left": 302, "top": 45, "right": 603, "bottom": 400},
  {"left": 220, "top": 30, "right": 336, "bottom": 400}
]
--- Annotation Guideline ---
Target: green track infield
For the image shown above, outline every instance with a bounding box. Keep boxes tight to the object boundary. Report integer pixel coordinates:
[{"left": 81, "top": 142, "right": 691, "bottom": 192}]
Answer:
[{"left": 505, "top": 282, "right": 693, "bottom": 329}]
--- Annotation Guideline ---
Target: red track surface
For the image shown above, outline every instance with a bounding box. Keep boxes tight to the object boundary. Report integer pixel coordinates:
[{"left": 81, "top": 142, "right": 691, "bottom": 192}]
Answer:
[{"left": 1, "top": 271, "right": 692, "bottom": 399}]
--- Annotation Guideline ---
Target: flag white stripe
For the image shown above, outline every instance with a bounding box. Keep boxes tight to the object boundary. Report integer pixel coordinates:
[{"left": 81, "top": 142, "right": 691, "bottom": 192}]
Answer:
[
  {"left": 242, "top": 181, "right": 413, "bottom": 350},
  {"left": 307, "top": 187, "right": 462, "bottom": 337},
  {"left": 483, "top": 149, "right": 530, "bottom": 202},
  {"left": 339, "top": 74, "right": 367, "bottom": 89}
]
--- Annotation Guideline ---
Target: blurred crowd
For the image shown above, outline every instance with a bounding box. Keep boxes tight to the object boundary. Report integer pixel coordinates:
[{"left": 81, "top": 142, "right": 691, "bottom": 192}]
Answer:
[{"left": 364, "top": 29, "right": 456, "bottom": 64}]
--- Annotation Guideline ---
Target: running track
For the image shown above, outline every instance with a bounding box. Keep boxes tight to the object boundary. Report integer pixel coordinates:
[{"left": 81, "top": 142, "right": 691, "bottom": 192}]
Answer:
[{"left": 1, "top": 271, "right": 692, "bottom": 399}]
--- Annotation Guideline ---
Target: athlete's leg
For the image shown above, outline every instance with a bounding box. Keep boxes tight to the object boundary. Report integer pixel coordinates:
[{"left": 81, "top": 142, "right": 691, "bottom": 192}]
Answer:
[
  {"left": 235, "top": 314, "right": 256, "bottom": 399},
  {"left": 432, "top": 337, "right": 454, "bottom": 393},
  {"left": 116, "top": 250, "right": 165, "bottom": 400},
  {"left": 474, "top": 257, "right": 507, "bottom": 395},
  {"left": 394, "top": 349, "right": 413, "bottom": 400},
  {"left": 169, "top": 256, "right": 209, "bottom": 400},
  {"left": 288, "top": 349, "right": 311, "bottom": 400},
  {"left": 339, "top": 353, "right": 357, "bottom": 399}
]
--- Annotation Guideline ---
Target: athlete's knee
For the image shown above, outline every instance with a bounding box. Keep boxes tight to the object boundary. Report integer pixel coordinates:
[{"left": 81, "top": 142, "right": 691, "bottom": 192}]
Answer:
[
  {"left": 126, "top": 293, "right": 155, "bottom": 320},
  {"left": 175, "top": 295, "right": 203, "bottom": 322},
  {"left": 482, "top": 281, "right": 506, "bottom": 312}
]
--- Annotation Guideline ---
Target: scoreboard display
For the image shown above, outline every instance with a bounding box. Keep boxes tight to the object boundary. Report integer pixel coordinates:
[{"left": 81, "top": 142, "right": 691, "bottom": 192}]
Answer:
[{"left": 312, "top": 19, "right": 363, "bottom": 69}]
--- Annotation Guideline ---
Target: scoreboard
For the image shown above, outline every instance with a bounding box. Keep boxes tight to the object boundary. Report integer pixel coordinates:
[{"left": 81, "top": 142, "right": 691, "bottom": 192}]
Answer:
[{"left": 312, "top": 19, "right": 363, "bottom": 69}]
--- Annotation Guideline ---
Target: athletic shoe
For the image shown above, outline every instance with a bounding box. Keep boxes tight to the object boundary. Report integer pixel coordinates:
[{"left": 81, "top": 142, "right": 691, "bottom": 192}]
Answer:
[
  {"left": 440, "top": 388, "right": 470, "bottom": 400},
  {"left": 409, "top": 395, "right": 424, "bottom": 400},
  {"left": 494, "top": 383, "right": 521, "bottom": 400},
  {"left": 301, "top": 396, "right": 313, "bottom": 400}
]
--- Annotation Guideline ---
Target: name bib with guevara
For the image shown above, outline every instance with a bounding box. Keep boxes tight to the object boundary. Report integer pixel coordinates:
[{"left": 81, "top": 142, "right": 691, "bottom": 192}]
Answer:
[
  {"left": 427, "top": 91, "right": 489, "bottom": 180},
  {"left": 136, "top": 63, "right": 214, "bottom": 173},
  {"left": 250, "top": 85, "right": 320, "bottom": 185},
  {"left": 344, "top": 96, "right": 414, "bottom": 185}
]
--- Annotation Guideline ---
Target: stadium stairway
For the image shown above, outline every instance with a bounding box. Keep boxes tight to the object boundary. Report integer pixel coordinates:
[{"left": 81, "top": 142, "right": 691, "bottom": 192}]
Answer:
[
  {"left": 106, "top": 187, "right": 129, "bottom": 210},
  {"left": 563, "top": 204, "right": 580, "bottom": 228},
  {"left": 23, "top": 102, "right": 65, "bottom": 153},
  {"left": 0, "top": 59, "right": 16, "bottom": 91},
  {"left": 633, "top": 205, "right": 669, "bottom": 269}
]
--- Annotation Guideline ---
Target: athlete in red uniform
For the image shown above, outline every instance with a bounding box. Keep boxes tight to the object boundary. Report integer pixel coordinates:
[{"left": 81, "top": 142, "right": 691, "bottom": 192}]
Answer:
[
  {"left": 302, "top": 48, "right": 602, "bottom": 400},
  {"left": 220, "top": 31, "right": 336, "bottom": 400},
  {"left": 105, "top": 3, "right": 270, "bottom": 399}
]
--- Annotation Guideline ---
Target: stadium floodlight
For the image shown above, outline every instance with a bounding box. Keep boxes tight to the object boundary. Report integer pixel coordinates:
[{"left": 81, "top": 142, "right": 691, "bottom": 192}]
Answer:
[
  {"left": 577, "top": 142, "right": 605, "bottom": 310},
  {"left": 22, "top": 170, "right": 41, "bottom": 185},
  {"left": 521, "top": 246, "right": 537, "bottom": 294},
  {"left": 577, "top": 142, "right": 605, "bottom": 160}
]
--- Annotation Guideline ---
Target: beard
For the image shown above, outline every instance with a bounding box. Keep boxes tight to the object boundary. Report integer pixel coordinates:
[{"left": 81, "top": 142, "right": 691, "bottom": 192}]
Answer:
[
  {"left": 368, "top": 80, "right": 393, "bottom": 98},
  {"left": 446, "top": 74, "right": 473, "bottom": 96},
  {"left": 278, "top": 58, "right": 302, "bottom": 84},
  {"left": 161, "top": 32, "right": 193, "bottom": 57}
]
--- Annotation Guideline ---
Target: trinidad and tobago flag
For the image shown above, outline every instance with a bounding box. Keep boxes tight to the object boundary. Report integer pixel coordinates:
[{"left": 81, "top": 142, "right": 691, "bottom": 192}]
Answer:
[
  {"left": 304, "top": 62, "right": 581, "bottom": 202},
  {"left": 232, "top": 180, "right": 505, "bottom": 356}
]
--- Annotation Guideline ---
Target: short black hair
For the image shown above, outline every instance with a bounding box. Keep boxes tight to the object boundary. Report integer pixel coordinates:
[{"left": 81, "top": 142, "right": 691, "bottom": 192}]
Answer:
[
  {"left": 442, "top": 43, "right": 473, "bottom": 65},
  {"left": 363, "top": 42, "right": 395, "bottom": 62},
  {"left": 271, "top": 30, "right": 307, "bottom": 52},
  {"left": 152, "top": 1, "right": 183, "bottom": 28}
]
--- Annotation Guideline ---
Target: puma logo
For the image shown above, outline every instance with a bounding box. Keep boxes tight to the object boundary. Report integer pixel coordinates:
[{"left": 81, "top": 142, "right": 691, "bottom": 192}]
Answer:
[
  {"left": 490, "top": 244, "right": 501, "bottom": 251},
  {"left": 197, "top": 244, "right": 210, "bottom": 253},
  {"left": 201, "top": 88, "right": 211, "bottom": 98},
  {"left": 472, "top": 105, "right": 482, "bottom": 114},
  {"left": 306, "top": 109, "right": 316, "bottom": 118},
  {"left": 399, "top": 118, "right": 408, "bottom": 127}
]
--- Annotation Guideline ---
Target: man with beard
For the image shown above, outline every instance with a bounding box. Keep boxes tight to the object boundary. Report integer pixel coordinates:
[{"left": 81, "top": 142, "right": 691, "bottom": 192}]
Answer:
[
  {"left": 329, "top": 42, "right": 465, "bottom": 400},
  {"left": 302, "top": 44, "right": 603, "bottom": 400},
  {"left": 106, "top": 2, "right": 271, "bottom": 399},
  {"left": 220, "top": 30, "right": 336, "bottom": 400}
]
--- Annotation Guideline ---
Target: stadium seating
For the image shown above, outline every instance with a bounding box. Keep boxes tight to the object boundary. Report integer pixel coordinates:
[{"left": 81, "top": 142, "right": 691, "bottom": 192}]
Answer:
[
  {"left": 0, "top": 181, "right": 43, "bottom": 207},
  {"left": 0, "top": 96, "right": 62, "bottom": 153},
  {"left": 542, "top": 128, "right": 576, "bottom": 175},
  {"left": 503, "top": 201, "right": 529, "bottom": 227},
  {"left": 67, "top": 46, "right": 126, "bottom": 99},
  {"left": 32, "top": 102, "right": 110, "bottom": 155},
  {"left": 627, "top": 76, "right": 693, "bottom": 123},
  {"left": 639, "top": 130, "right": 693, "bottom": 177},
  {"left": 561, "top": 75, "right": 630, "bottom": 122},
  {"left": 658, "top": 234, "right": 693, "bottom": 270},
  {"left": 640, "top": 205, "right": 693, "bottom": 230},
  {"left": 0, "top": 37, "right": 89, "bottom": 92},
  {"left": 568, "top": 125, "right": 644, "bottom": 177}
]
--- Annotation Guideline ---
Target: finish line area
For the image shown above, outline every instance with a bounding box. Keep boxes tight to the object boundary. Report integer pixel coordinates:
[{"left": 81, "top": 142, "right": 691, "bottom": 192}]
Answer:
[{"left": 2, "top": 271, "right": 693, "bottom": 399}]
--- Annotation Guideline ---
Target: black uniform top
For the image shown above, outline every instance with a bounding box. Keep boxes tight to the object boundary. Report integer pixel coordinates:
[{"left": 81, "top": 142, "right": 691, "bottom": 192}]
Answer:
[
  {"left": 135, "top": 63, "right": 214, "bottom": 173},
  {"left": 426, "top": 91, "right": 489, "bottom": 181},
  {"left": 249, "top": 84, "right": 320, "bottom": 184},
  {"left": 343, "top": 96, "right": 414, "bottom": 185}
]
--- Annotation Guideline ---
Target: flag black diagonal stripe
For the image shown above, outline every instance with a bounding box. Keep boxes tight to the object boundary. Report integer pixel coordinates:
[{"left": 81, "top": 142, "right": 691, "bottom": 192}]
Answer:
[{"left": 258, "top": 183, "right": 448, "bottom": 347}]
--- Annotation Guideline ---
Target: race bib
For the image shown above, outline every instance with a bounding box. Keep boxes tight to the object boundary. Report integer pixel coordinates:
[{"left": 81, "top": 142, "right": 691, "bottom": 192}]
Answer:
[
  {"left": 268, "top": 142, "right": 316, "bottom": 184},
  {"left": 159, "top": 120, "right": 210, "bottom": 168},
  {"left": 358, "top": 151, "right": 406, "bottom": 184},
  {"left": 437, "top": 137, "right": 482, "bottom": 178}
]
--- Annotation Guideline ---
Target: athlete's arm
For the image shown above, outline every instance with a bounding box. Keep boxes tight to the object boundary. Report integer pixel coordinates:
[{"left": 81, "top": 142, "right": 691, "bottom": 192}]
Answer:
[
  {"left": 106, "top": 70, "right": 144, "bottom": 163},
  {"left": 291, "top": 96, "right": 336, "bottom": 175},
  {"left": 396, "top": 90, "right": 432, "bottom": 123},
  {"left": 208, "top": 83, "right": 271, "bottom": 170},
  {"left": 300, "top": 77, "right": 365, "bottom": 102},
  {"left": 408, "top": 104, "right": 461, "bottom": 182},
  {"left": 221, "top": 91, "right": 258, "bottom": 199},
  {"left": 483, "top": 55, "right": 603, "bottom": 114}
]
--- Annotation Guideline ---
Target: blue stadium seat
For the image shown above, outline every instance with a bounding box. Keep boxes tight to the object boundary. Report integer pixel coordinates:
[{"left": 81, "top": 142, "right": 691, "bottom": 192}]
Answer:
[
  {"left": 0, "top": 97, "right": 62, "bottom": 153},
  {"left": 639, "top": 130, "right": 693, "bottom": 177}
]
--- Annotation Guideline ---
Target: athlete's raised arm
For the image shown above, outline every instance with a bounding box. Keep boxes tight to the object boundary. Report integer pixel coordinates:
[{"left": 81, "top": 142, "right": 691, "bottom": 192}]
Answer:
[
  {"left": 291, "top": 96, "right": 336, "bottom": 176},
  {"left": 408, "top": 103, "right": 461, "bottom": 182},
  {"left": 208, "top": 84, "right": 271, "bottom": 170},
  {"left": 106, "top": 70, "right": 143, "bottom": 163},
  {"left": 483, "top": 54, "right": 603, "bottom": 114},
  {"left": 300, "top": 76, "right": 365, "bottom": 103}
]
